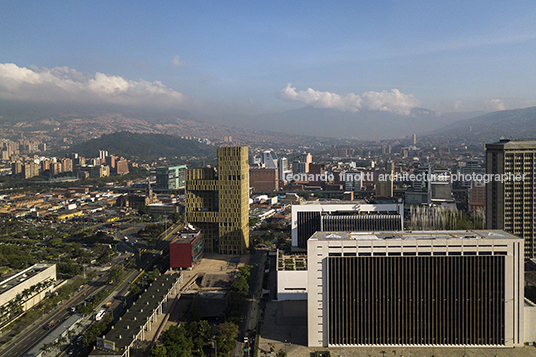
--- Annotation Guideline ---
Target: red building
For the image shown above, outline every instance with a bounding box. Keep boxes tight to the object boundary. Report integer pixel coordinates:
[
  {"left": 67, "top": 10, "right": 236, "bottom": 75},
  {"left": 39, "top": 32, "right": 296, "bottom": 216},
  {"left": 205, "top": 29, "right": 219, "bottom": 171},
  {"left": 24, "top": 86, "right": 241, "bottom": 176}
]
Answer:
[{"left": 169, "top": 229, "right": 204, "bottom": 269}]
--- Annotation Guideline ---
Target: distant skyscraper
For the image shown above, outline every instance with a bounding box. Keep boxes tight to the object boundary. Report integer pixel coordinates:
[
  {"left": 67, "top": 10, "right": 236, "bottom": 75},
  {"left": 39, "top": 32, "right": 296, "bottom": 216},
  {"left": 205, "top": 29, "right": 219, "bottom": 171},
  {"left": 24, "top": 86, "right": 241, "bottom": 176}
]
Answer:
[
  {"left": 278, "top": 157, "right": 291, "bottom": 181},
  {"left": 292, "top": 152, "right": 312, "bottom": 174},
  {"left": 460, "top": 159, "right": 483, "bottom": 188},
  {"left": 262, "top": 150, "right": 278, "bottom": 169},
  {"left": 486, "top": 139, "right": 536, "bottom": 259},
  {"left": 405, "top": 162, "right": 432, "bottom": 205},
  {"left": 155, "top": 165, "right": 186, "bottom": 189},
  {"left": 412, "top": 133, "right": 417, "bottom": 145},
  {"left": 375, "top": 162, "right": 394, "bottom": 197},
  {"left": 185, "top": 146, "right": 249, "bottom": 254}
]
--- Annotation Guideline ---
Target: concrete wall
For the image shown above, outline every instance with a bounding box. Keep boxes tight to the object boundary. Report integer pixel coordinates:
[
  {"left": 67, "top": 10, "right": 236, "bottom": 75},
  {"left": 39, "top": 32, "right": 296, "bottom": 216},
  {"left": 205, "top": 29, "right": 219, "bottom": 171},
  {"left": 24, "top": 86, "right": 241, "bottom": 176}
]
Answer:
[
  {"left": 525, "top": 298, "right": 536, "bottom": 344},
  {"left": 276, "top": 270, "right": 307, "bottom": 301}
]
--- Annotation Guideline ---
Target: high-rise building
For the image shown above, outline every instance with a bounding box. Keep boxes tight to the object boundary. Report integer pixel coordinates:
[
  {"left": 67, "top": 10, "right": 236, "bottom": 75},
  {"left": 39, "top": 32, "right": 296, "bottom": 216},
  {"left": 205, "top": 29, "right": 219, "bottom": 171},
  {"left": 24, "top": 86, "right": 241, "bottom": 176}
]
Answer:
[
  {"left": 23, "top": 162, "right": 40, "bottom": 179},
  {"left": 375, "top": 162, "right": 394, "bottom": 197},
  {"left": 292, "top": 152, "right": 312, "bottom": 174},
  {"left": 460, "top": 159, "right": 483, "bottom": 188},
  {"left": 61, "top": 158, "right": 73, "bottom": 173},
  {"left": 105, "top": 155, "right": 117, "bottom": 169},
  {"left": 155, "top": 165, "right": 186, "bottom": 189},
  {"left": 307, "top": 230, "right": 525, "bottom": 348},
  {"left": 185, "top": 146, "right": 249, "bottom": 254},
  {"left": 486, "top": 139, "right": 536, "bottom": 259},
  {"left": 468, "top": 179, "right": 486, "bottom": 212},
  {"left": 116, "top": 159, "right": 129, "bottom": 175},
  {"left": 405, "top": 162, "right": 432, "bottom": 205},
  {"left": 278, "top": 157, "right": 291, "bottom": 181},
  {"left": 262, "top": 150, "right": 278, "bottom": 169}
]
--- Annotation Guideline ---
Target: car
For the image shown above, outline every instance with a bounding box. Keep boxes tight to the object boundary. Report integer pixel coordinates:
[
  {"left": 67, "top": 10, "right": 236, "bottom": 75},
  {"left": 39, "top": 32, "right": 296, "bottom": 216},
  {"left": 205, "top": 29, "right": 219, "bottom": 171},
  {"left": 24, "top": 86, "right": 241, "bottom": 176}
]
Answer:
[{"left": 77, "top": 335, "right": 83, "bottom": 342}]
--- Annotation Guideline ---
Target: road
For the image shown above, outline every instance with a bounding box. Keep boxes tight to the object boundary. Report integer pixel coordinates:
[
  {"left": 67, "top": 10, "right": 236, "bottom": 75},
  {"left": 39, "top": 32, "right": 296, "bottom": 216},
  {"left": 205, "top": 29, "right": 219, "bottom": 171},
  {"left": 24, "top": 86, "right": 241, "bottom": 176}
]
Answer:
[
  {"left": 0, "top": 275, "right": 108, "bottom": 357},
  {"left": 236, "top": 250, "right": 266, "bottom": 357},
  {"left": 1, "top": 222, "right": 183, "bottom": 357}
]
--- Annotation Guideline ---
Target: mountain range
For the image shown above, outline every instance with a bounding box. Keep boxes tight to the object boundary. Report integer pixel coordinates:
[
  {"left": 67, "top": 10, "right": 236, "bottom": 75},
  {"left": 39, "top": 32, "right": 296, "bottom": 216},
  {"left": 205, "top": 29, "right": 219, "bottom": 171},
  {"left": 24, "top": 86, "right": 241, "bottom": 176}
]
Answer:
[
  {"left": 1, "top": 98, "right": 536, "bottom": 146},
  {"left": 425, "top": 106, "right": 536, "bottom": 144},
  {"left": 246, "top": 107, "right": 485, "bottom": 139}
]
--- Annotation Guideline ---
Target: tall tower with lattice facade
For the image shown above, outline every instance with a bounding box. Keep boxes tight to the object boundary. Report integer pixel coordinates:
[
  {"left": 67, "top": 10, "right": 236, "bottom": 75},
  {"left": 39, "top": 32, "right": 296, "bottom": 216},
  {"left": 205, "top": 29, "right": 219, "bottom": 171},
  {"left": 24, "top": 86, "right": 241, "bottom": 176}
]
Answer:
[{"left": 185, "top": 146, "right": 249, "bottom": 254}]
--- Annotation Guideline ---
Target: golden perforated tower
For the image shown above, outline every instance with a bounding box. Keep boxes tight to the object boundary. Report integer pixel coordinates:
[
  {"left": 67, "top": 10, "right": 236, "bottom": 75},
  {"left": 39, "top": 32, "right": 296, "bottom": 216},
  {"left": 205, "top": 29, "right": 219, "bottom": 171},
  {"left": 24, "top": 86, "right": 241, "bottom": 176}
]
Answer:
[{"left": 185, "top": 146, "right": 249, "bottom": 254}]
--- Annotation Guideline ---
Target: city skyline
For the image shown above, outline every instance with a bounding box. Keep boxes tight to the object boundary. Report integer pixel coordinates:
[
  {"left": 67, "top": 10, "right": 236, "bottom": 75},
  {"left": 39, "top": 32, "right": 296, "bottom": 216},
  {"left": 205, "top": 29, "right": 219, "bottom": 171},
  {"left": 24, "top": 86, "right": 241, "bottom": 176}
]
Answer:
[{"left": 1, "top": 1, "right": 536, "bottom": 129}]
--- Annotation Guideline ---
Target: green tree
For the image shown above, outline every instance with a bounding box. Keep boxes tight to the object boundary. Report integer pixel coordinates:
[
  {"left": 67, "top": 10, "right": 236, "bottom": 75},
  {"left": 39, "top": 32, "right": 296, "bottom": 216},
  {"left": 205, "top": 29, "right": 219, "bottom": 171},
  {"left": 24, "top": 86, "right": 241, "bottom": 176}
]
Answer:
[
  {"left": 129, "top": 285, "right": 140, "bottom": 296},
  {"left": 160, "top": 325, "right": 194, "bottom": 357},
  {"left": 215, "top": 321, "right": 239, "bottom": 355},
  {"left": 169, "top": 212, "right": 182, "bottom": 223},
  {"left": 149, "top": 346, "right": 167, "bottom": 357},
  {"left": 108, "top": 266, "right": 123, "bottom": 283},
  {"left": 231, "top": 278, "right": 249, "bottom": 296},
  {"left": 138, "top": 205, "right": 151, "bottom": 215},
  {"left": 48, "top": 238, "right": 62, "bottom": 247},
  {"left": 186, "top": 320, "right": 211, "bottom": 354}
]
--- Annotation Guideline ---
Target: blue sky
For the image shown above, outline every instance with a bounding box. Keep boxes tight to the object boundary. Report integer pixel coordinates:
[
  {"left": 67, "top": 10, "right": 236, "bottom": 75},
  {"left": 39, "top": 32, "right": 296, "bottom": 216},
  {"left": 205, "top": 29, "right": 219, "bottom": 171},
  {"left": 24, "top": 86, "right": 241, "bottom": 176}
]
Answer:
[{"left": 1, "top": 0, "right": 536, "bottom": 119}]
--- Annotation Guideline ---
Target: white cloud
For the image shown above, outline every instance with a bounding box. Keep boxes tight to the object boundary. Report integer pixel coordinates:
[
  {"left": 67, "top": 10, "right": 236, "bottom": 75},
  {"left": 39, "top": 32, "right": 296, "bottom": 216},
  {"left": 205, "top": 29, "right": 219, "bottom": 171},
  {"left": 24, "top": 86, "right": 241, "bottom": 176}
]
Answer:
[
  {"left": 361, "top": 89, "right": 420, "bottom": 115},
  {"left": 485, "top": 99, "right": 506, "bottom": 112},
  {"left": 0, "top": 63, "right": 189, "bottom": 108},
  {"left": 279, "top": 83, "right": 419, "bottom": 115},
  {"left": 171, "top": 55, "right": 186, "bottom": 67}
]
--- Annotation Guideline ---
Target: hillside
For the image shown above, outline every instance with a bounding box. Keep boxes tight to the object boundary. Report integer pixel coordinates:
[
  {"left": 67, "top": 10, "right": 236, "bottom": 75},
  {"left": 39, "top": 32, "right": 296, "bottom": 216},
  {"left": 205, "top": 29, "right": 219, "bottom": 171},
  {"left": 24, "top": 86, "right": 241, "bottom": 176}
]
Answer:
[
  {"left": 248, "top": 106, "right": 481, "bottom": 140},
  {"left": 427, "top": 106, "right": 536, "bottom": 144},
  {"left": 62, "top": 131, "right": 217, "bottom": 160}
]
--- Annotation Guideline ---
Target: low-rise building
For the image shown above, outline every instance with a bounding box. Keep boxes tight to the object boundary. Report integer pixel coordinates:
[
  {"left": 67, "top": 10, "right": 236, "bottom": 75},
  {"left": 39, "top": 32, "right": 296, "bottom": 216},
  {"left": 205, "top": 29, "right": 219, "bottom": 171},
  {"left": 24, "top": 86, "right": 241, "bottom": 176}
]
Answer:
[
  {"left": 0, "top": 264, "right": 56, "bottom": 326},
  {"left": 170, "top": 228, "right": 204, "bottom": 269}
]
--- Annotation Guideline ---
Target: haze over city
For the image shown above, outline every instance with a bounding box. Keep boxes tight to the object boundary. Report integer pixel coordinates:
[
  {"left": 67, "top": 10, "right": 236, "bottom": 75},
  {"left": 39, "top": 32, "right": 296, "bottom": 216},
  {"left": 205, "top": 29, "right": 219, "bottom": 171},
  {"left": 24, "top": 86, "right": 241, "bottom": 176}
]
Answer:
[{"left": 1, "top": 1, "right": 536, "bottom": 136}]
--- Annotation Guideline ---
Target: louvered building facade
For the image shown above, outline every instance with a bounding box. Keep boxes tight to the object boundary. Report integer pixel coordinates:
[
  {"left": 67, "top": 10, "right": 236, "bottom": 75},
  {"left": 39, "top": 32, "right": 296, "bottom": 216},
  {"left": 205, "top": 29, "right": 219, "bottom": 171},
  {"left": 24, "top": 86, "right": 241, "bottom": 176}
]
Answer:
[
  {"left": 291, "top": 201, "right": 404, "bottom": 249},
  {"left": 307, "top": 230, "right": 525, "bottom": 348}
]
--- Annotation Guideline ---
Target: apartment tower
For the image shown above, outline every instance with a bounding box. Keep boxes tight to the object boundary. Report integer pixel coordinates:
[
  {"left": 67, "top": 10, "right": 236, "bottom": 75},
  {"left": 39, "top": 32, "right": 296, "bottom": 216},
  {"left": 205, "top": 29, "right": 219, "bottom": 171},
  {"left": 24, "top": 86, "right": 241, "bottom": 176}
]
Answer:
[
  {"left": 486, "top": 139, "right": 536, "bottom": 259},
  {"left": 185, "top": 146, "right": 249, "bottom": 255}
]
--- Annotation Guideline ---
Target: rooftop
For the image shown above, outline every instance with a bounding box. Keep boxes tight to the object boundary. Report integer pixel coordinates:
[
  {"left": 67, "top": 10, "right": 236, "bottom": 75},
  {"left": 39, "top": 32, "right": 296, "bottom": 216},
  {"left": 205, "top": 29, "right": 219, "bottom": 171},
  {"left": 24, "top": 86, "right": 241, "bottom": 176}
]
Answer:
[
  {"left": 0, "top": 263, "right": 54, "bottom": 296},
  {"left": 487, "top": 138, "right": 536, "bottom": 149},
  {"left": 277, "top": 251, "right": 307, "bottom": 271},
  {"left": 310, "top": 230, "right": 518, "bottom": 241},
  {"left": 170, "top": 228, "right": 201, "bottom": 245},
  {"left": 92, "top": 274, "right": 181, "bottom": 354}
]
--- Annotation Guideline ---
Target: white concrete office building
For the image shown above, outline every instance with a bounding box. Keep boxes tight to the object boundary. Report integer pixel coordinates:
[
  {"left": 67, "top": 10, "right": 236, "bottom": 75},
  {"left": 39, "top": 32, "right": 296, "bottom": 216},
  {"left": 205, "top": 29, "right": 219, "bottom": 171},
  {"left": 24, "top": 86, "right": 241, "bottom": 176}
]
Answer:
[{"left": 307, "top": 230, "right": 525, "bottom": 348}]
